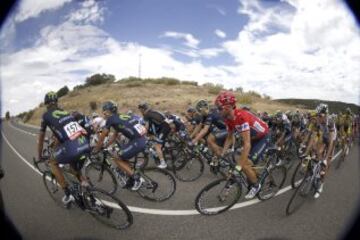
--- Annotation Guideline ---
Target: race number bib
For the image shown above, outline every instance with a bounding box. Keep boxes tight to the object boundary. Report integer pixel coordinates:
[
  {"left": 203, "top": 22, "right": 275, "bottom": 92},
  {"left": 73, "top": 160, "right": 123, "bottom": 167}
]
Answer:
[
  {"left": 253, "top": 121, "right": 265, "bottom": 133},
  {"left": 134, "top": 123, "right": 146, "bottom": 136},
  {"left": 64, "top": 122, "right": 86, "bottom": 140}
]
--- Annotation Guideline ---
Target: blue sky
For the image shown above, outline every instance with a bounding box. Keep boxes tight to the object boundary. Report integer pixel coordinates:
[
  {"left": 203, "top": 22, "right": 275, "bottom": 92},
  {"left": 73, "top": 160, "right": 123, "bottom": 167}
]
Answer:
[{"left": 1, "top": 0, "right": 359, "bottom": 116}]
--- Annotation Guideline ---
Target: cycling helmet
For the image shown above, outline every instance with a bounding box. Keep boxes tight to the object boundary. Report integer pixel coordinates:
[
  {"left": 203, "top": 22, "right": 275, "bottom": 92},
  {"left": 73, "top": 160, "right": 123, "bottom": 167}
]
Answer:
[
  {"left": 195, "top": 99, "right": 209, "bottom": 112},
  {"left": 44, "top": 91, "right": 58, "bottom": 105},
  {"left": 127, "top": 110, "right": 133, "bottom": 116},
  {"left": 316, "top": 103, "right": 328, "bottom": 115},
  {"left": 138, "top": 102, "right": 149, "bottom": 111},
  {"left": 275, "top": 111, "right": 283, "bottom": 121},
  {"left": 186, "top": 107, "right": 196, "bottom": 113},
  {"left": 345, "top": 107, "right": 352, "bottom": 115},
  {"left": 102, "top": 101, "right": 118, "bottom": 113},
  {"left": 164, "top": 110, "right": 171, "bottom": 117},
  {"left": 215, "top": 91, "right": 236, "bottom": 108}
]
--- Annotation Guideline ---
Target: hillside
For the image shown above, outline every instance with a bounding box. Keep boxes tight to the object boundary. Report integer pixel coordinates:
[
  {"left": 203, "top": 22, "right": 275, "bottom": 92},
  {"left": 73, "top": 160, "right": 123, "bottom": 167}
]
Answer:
[
  {"left": 274, "top": 98, "right": 360, "bottom": 114},
  {"left": 21, "top": 78, "right": 302, "bottom": 126}
]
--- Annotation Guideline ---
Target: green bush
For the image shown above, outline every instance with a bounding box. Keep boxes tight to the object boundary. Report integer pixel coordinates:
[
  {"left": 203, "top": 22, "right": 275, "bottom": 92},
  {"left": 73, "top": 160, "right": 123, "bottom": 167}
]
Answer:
[
  {"left": 57, "top": 85, "right": 69, "bottom": 98},
  {"left": 125, "top": 81, "right": 144, "bottom": 88},
  {"left": 181, "top": 81, "right": 198, "bottom": 86},
  {"left": 207, "top": 83, "right": 224, "bottom": 95},
  {"left": 85, "top": 73, "right": 115, "bottom": 86}
]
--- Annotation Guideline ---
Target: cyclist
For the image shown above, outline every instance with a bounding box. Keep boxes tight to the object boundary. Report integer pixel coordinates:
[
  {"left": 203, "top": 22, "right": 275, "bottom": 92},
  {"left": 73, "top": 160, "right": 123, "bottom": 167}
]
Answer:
[
  {"left": 185, "top": 107, "right": 202, "bottom": 135},
  {"left": 191, "top": 100, "right": 229, "bottom": 165},
  {"left": 164, "top": 111, "right": 191, "bottom": 142},
  {"left": 138, "top": 102, "right": 170, "bottom": 169},
  {"left": 273, "top": 111, "right": 292, "bottom": 152},
  {"left": 93, "top": 101, "right": 146, "bottom": 190},
  {"left": 300, "top": 104, "right": 336, "bottom": 198},
  {"left": 37, "top": 92, "right": 90, "bottom": 205},
  {"left": 290, "top": 110, "right": 302, "bottom": 142},
  {"left": 215, "top": 91, "right": 270, "bottom": 199}
]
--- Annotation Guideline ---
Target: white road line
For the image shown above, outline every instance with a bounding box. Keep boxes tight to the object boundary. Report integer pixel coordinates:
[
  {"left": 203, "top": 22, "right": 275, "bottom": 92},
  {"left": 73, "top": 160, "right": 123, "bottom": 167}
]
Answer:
[
  {"left": 2, "top": 124, "right": 343, "bottom": 216},
  {"left": 9, "top": 121, "right": 37, "bottom": 136}
]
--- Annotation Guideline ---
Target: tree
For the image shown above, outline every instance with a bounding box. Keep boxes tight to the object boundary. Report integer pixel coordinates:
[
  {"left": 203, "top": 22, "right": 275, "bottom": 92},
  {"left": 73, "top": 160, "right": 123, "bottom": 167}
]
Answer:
[
  {"left": 5, "top": 111, "right": 10, "bottom": 120},
  {"left": 57, "top": 86, "right": 69, "bottom": 98},
  {"left": 85, "top": 73, "right": 115, "bottom": 86}
]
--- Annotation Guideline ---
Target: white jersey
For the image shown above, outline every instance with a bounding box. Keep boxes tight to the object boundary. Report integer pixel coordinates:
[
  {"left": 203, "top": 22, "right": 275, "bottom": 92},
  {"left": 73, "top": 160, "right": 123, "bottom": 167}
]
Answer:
[{"left": 91, "top": 117, "right": 106, "bottom": 130}]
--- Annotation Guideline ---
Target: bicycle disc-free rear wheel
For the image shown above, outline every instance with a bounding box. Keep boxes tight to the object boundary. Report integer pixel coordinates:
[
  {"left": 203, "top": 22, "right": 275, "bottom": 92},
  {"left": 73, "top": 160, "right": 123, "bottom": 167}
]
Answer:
[
  {"left": 336, "top": 147, "right": 348, "bottom": 169},
  {"left": 137, "top": 168, "right": 176, "bottom": 202},
  {"left": 291, "top": 160, "right": 308, "bottom": 189},
  {"left": 257, "top": 166, "right": 286, "bottom": 201},
  {"left": 85, "top": 162, "right": 118, "bottom": 195},
  {"left": 173, "top": 154, "right": 204, "bottom": 182},
  {"left": 42, "top": 171, "right": 66, "bottom": 208},
  {"left": 286, "top": 171, "right": 312, "bottom": 215},
  {"left": 85, "top": 188, "right": 133, "bottom": 230},
  {"left": 195, "top": 178, "right": 242, "bottom": 215}
]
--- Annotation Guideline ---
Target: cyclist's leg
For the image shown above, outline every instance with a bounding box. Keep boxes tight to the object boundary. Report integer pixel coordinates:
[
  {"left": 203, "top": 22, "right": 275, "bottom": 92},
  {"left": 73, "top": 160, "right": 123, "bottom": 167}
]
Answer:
[
  {"left": 154, "top": 123, "right": 171, "bottom": 167},
  {"left": 113, "top": 137, "right": 147, "bottom": 174}
]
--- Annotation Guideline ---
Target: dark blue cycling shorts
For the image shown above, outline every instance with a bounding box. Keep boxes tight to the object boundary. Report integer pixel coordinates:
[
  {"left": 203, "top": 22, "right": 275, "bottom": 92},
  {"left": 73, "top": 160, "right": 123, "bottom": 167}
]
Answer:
[
  {"left": 249, "top": 133, "right": 271, "bottom": 165},
  {"left": 118, "top": 137, "right": 146, "bottom": 160},
  {"left": 53, "top": 136, "right": 91, "bottom": 164}
]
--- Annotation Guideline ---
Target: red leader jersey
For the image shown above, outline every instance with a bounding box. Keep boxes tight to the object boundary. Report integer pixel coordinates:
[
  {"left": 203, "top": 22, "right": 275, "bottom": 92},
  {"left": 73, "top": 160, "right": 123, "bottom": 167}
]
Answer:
[{"left": 224, "top": 109, "right": 269, "bottom": 140}]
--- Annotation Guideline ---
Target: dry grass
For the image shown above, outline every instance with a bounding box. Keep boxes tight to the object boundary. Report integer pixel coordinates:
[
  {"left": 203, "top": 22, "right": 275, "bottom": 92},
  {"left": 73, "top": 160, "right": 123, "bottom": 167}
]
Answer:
[{"left": 27, "top": 82, "right": 300, "bottom": 125}]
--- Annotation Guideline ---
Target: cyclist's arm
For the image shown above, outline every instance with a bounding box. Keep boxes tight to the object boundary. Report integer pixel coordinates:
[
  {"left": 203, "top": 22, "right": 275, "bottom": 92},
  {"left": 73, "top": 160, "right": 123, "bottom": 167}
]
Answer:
[
  {"left": 222, "top": 129, "right": 234, "bottom": 155},
  {"left": 239, "top": 130, "right": 251, "bottom": 163},
  {"left": 105, "top": 130, "right": 119, "bottom": 148},
  {"left": 94, "top": 128, "right": 110, "bottom": 151},
  {"left": 192, "top": 124, "right": 210, "bottom": 144},
  {"left": 190, "top": 123, "right": 202, "bottom": 138}
]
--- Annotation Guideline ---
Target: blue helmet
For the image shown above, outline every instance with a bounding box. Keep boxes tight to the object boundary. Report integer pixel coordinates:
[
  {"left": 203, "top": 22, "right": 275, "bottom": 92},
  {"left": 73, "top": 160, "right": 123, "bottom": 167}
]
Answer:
[
  {"left": 102, "top": 100, "right": 118, "bottom": 113},
  {"left": 44, "top": 91, "right": 58, "bottom": 105}
]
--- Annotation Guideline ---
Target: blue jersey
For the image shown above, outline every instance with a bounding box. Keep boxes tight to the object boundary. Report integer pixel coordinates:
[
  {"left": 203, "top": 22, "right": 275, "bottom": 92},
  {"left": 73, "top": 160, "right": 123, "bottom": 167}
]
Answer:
[
  {"left": 202, "top": 110, "right": 226, "bottom": 131},
  {"left": 167, "top": 114, "right": 185, "bottom": 131},
  {"left": 105, "top": 113, "right": 146, "bottom": 140},
  {"left": 40, "top": 108, "right": 87, "bottom": 143}
]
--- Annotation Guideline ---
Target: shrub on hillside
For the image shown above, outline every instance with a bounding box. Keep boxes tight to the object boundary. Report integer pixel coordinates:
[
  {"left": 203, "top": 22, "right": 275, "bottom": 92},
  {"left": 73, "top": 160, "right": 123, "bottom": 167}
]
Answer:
[
  {"left": 206, "top": 83, "right": 224, "bottom": 95},
  {"left": 126, "top": 81, "right": 144, "bottom": 88},
  {"left": 181, "top": 81, "right": 198, "bottom": 86},
  {"left": 247, "top": 90, "right": 262, "bottom": 98},
  {"left": 57, "top": 85, "right": 69, "bottom": 98},
  {"left": 85, "top": 73, "right": 115, "bottom": 86},
  {"left": 23, "top": 110, "right": 34, "bottom": 123}
]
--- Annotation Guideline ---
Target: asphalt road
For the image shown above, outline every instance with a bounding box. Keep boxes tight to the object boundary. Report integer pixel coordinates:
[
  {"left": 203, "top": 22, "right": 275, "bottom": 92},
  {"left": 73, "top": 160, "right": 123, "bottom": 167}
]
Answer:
[{"left": 1, "top": 120, "right": 359, "bottom": 240}]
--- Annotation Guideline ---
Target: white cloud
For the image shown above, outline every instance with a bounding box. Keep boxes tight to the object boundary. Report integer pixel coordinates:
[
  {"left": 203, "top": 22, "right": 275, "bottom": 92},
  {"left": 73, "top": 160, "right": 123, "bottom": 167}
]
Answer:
[
  {"left": 14, "top": 0, "right": 72, "bottom": 22},
  {"left": 214, "top": 29, "right": 226, "bottom": 38},
  {"left": 161, "top": 31, "right": 200, "bottom": 49},
  {"left": 66, "top": 0, "right": 105, "bottom": 24},
  {"left": 2, "top": 0, "right": 360, "bottom": 116},
  {"left": 221, "top": 0, "right": 360, "bottom": 104}
]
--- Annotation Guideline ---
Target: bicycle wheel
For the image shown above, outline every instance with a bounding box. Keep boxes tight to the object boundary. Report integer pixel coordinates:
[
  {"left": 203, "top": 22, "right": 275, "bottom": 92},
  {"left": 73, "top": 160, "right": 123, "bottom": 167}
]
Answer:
[
  {"left": 42, "top": 171, "right": 66, "bottom": 208},
  {"left": 291, "top": 159, "right": 309, "bottom": 189},
  {"left": 195, "top": 177, "right": 242, "bottom": 215},
  {"left": 137, "top": 168, "right": 176, "bottom": 202},
  {"left": 257, "top": 166, "right": 287, "bottom": 201},
  {"left": 286, "top": 171, "right": 313, "bottom": 216},
  {"left": 84, "top": 188, "right": 133, "bottom": 230},
  {"left": 85, "top": 162, "right": 118, "bottom": 195},
  {"left": 336, "top": 145, "right": 348, "bottom": 169},
  {"left": 133, "top": 151, "right": 149, "bottom": 169},
  {"left": 167, "top": 148, "right": 188, "bottom": 171},
  {"left": 173, "top": 154, "right": 204, "bottom": 182}
]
